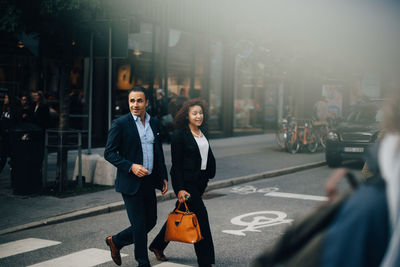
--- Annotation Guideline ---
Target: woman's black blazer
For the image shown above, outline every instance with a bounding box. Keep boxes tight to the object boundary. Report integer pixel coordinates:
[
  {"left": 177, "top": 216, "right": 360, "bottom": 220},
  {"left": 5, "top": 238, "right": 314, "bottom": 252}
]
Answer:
[{"left": 170, "top": 126, "right": 216, "bottom": 194}]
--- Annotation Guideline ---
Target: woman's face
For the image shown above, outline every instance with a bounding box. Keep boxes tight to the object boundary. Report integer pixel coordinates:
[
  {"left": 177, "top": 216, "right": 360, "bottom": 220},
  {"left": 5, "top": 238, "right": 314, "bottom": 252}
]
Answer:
[{"left": 188, "top": 105, "right": 203, "bottom": 128}]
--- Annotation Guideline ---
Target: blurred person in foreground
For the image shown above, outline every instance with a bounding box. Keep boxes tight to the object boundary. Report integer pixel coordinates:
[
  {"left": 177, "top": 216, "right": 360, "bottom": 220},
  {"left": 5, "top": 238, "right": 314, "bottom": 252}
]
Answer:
[
  {"left": 322, "top": 92, "right": 400, "bottom": 267},
  {"left": 378, "top": 92, "right": 400, "bottom": 267},
  {"left": 149, "top": 98, "right": 216, "bottom": 267},
  {"left": 104, "top": 86, "right": 168, "bottom": 267}
]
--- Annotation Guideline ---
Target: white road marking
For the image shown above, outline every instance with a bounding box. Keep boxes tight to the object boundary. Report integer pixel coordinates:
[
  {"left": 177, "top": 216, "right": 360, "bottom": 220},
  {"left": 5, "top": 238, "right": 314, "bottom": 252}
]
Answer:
[
  {"left": 265, "top": 192, "right": 328, "bottom": 201},
  {"left": 223, "top": 211, "right": 293, "bottom": 236},
  {"left": 27, "top": 248, "right": 128, "bottom": 267},
  {"left": 0, "top": 238, "right": 61, "bottom": 259},
  {"left": 154, "top": 262, "right": 192, "bottom": 267}
]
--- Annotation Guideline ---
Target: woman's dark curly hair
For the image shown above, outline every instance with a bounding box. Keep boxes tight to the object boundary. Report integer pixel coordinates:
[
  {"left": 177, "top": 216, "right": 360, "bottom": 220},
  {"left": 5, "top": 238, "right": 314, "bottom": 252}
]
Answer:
[{"left": 173, "top": 98, "right": 208, "bottom": 130}]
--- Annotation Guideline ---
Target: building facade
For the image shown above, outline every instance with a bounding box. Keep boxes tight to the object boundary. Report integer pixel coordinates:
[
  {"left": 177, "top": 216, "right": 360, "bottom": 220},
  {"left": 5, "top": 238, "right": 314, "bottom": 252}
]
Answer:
[{"left": 1, "top": 0, "right": 398, "bottom": 147}]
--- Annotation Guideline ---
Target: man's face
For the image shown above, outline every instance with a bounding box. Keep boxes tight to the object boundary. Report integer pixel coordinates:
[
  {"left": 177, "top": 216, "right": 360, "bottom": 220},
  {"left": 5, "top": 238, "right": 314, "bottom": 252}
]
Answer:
[
  {"left": 21, "top": 96, "right": 27, "bottom": 105},
  {"left": 128, "top": 91, "right": 148, "bottom": 118},
  {"left": 32, "top": 92, "right": 39, "bottom": 102}
]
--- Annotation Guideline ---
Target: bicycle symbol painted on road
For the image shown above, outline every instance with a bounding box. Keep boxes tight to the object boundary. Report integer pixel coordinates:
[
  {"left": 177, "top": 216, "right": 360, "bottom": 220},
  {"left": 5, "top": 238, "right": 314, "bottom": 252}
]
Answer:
[
  {"left": 222, "top": 211, "right": 293, "bottom": 236},
  {"left": 230, "top": 186, "right": 279, "bottom": 195}
]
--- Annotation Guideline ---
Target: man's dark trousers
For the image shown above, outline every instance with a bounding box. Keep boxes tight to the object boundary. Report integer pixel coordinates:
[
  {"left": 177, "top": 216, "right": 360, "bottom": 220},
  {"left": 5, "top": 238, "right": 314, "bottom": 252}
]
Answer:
[{"left": 112, "top": 176, "right": 157, "bottom": 266}]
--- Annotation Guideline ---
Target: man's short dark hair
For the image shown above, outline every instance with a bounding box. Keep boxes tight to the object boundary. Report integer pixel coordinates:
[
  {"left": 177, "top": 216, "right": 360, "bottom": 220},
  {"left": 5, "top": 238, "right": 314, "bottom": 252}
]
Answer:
[{"left": 128, "top": 86, "right": 148, "bottom": 100}]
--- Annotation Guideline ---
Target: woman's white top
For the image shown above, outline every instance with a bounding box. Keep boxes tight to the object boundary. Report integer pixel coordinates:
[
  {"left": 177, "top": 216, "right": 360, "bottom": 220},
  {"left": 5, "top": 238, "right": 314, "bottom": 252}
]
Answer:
[{"left": 194, "top": 135, "right": 209, "bottom": 170}]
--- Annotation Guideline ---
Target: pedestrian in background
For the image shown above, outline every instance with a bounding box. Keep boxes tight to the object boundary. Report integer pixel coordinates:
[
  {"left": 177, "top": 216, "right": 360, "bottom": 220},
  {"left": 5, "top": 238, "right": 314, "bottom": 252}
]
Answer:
[
  {"left": 20, "top": 93, "right": 31, "bottom": 121},
  {"left": 168, "top": 88, "right": 188, "bottom": 119},
  {"left": 149, "top": 98, "right": 216, "bottom": 267},
  {"left": 104, "top": 86, "right": 168, "bottom": 267},
  {"left": 29, "top": 91, "right": 49, "bottom": 130},
  {"left": 155, "top": 88, "right": 172, "bottom": 143},
  {"left": 0, "top": 94, "right": 21, "bottom": 174}
]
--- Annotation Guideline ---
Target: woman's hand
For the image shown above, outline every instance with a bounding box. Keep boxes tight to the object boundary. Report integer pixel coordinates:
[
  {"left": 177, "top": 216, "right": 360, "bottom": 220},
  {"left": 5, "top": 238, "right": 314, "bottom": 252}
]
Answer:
[{"left": 177, "top": 190, "right": 191, "bottom": 203}]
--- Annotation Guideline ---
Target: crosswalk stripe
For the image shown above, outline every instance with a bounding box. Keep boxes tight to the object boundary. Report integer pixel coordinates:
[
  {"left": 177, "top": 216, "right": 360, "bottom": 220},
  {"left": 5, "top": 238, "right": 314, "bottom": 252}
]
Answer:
[
  {"left": 154, "top": 263, "right": 192, "bottom": 267},
  {"left": 265, "top": 192, "right": 328, "bottom": 201},
  {"left": 0, "top": 238, "right": 61, "bottom": 259},
  {"left": 27, "top": 248, "right": 128, "bottom": 267}
]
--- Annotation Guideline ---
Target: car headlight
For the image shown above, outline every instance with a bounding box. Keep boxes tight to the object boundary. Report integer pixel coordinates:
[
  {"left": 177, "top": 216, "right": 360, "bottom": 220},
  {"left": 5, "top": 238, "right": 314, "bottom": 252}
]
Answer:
[{"left": 327, "top": 131, "right": 339, "bottom": 141}]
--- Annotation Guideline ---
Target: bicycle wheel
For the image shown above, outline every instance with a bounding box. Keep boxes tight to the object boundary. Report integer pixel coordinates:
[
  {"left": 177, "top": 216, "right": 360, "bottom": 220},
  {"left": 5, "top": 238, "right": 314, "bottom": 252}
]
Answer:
[
  {"left": 318, "top": 134, "right": 327, "bottom": 149},
  {"left": 286, "top": 131, "right": 300, "bottom": 154},
  {"left": 307, "top": 131, "right": 319, "bottom": 153},
  {"left": 318, "top": 126, "right": 328, "bottom": 149},
  {"left": 275, "top": 129, "right": 287, "bottom": 150}
]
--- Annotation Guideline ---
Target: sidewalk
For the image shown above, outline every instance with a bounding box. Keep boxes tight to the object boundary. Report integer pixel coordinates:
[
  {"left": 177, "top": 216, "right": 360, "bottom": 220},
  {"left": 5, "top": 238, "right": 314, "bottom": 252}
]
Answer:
[{"left": 0, "top": 134, "right": 326, "bottom": 235}]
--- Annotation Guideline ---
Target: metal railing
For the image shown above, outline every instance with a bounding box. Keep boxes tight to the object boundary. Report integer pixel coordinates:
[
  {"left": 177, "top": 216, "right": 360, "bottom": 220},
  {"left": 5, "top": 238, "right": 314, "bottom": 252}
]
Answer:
[{"left": 43, "top": 129, "right": 88, "bottom": 191}]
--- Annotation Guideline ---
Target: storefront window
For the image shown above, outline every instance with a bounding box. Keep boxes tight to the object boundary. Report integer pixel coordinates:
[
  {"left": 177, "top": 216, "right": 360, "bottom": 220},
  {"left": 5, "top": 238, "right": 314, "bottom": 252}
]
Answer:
[
  {"left": 166, "top": 30, "right": 207, "bottom": 118},
  {"left": 233, "top": 41, "right": 262, "bottom": 132},
  {"left": 208, "top": 41, "right": 223, "bottom": 131},
  {"left": 233, "top": 41, "right": 278, "bottom": 132},
  {"left": 167, "top": 30, "right": 192, "bottom": 101},
  {"left": 114, "top": 22, "right": 158, "bottom": 117}
]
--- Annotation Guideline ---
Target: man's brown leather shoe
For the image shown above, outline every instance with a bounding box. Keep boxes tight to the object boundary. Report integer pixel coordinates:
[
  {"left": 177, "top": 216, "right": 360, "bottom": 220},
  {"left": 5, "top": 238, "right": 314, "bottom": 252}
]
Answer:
[
  {"left": 105, "top": 236, "right": 122, "bottom": 266},
  {"left": 149, "top": 247, "right": 168, "bottom": 261}
]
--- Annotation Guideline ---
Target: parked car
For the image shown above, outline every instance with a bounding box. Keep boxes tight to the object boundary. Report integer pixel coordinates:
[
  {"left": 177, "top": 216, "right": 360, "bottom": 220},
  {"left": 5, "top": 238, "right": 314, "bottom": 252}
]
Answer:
[{"left": 325, "top": 101, "right": 383, "bottom": 167}]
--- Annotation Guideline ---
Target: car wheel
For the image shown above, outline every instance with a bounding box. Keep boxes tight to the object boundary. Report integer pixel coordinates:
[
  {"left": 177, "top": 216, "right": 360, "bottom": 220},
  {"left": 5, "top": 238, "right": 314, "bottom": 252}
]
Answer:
[{"left": 326, "top": 152, "right": 341, "bottom": 167}]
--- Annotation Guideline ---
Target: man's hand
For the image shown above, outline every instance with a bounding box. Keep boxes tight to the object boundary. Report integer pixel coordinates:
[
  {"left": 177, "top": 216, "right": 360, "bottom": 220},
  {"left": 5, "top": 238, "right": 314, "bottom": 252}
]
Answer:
[
  {"left": 161, "top": 179, "right": 168, "bottom": 195},
  {"left": 177, "top": 190, "right": 191, "bottom": 203},
  {"left": 131, "top": 164, "right": 149, "bottom": 178}
]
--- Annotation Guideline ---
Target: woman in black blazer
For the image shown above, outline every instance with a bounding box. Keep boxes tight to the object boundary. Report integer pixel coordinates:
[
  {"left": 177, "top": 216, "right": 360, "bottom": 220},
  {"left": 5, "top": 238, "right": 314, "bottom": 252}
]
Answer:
[{"left": 149, "top": 98, "right": 216, "bottom": 267}]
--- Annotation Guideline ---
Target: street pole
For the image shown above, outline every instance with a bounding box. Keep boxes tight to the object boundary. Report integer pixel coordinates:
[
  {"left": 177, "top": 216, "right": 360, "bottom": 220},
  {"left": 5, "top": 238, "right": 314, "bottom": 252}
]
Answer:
[
  {"left": 108, "top": 26, "right": 112, "bottom": 130},
  {"left": 88, "top": 33, "right": 93, "bottom": 154},
  {"left": 278, "top": 80, "right": 284, "bottom": 121}
]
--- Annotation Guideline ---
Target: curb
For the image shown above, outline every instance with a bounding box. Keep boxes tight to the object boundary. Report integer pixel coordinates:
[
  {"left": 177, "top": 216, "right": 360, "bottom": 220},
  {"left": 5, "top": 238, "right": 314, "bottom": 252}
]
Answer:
[{"left": 0, "top": 160, "right": 326, "bottom": 236}]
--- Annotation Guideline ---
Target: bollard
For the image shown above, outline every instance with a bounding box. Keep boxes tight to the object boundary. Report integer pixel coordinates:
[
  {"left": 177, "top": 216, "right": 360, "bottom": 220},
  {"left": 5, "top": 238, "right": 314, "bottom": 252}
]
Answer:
[{"left": 78, "top": 132, "right": 82, "bottom": 188}]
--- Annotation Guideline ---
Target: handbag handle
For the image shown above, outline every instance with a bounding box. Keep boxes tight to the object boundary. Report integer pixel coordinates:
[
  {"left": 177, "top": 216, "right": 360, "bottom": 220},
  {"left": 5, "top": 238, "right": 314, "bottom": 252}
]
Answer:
[{"left": 176, "top": 201, "right": 190, "bottom": 213}]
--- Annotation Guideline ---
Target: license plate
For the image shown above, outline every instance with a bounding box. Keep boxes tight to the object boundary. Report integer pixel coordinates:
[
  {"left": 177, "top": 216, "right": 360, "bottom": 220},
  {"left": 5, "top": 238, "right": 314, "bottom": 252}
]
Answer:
[{"left": 343, "top": 147, "right": 364, "bottom": 153}]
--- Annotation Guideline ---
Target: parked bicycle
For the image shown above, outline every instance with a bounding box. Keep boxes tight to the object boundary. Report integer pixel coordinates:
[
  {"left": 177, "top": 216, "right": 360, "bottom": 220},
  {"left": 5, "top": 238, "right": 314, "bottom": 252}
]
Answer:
[
  {"left": 285, "top": 119, "right": 318, "bottom": 154},
  {"left": 312, "top": 120, "right": 329, "bottom": 150},
  {"left": 276, "top": 116, "right": 295, "bottom": 150},
  {"left": 312, "top": 117, "right": 337, "bottom": 150},
  {"left": 276, "top": 118, "right": 289, "bottom": 150}
]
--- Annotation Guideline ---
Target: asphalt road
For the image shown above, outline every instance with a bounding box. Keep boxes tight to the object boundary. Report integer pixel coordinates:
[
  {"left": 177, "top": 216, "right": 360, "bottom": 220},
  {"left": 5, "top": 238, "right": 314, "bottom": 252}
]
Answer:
[{"left": 0, "top": 164, "right": 362, "bottom": 267}]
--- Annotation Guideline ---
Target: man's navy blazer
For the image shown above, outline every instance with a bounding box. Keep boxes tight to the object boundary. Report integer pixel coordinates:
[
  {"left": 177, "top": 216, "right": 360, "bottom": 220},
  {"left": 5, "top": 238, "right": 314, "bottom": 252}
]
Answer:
[{"left": 104, "top": 113, "right": 168, "bottom": 195}]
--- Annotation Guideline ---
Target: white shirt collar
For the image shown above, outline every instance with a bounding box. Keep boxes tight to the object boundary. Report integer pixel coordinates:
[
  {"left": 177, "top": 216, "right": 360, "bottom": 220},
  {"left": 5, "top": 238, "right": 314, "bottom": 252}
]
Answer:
[{"left": 132, "top": 112, "right": 150, "bottom": 123}]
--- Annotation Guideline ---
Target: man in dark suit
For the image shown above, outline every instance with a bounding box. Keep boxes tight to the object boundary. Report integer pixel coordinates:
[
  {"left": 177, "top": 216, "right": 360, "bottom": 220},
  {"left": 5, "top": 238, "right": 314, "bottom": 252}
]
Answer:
[
  {"left": 29, "top": 91, "right": 50, "bottom": 130},
  {"left": 104, "top": 86, "right": 168, "bottom": 267}
]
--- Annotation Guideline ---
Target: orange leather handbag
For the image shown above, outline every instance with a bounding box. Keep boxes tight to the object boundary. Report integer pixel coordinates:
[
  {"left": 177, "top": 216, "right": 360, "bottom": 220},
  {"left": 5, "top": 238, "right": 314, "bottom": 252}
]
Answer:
[{"left": 164, "top": 202, "right": 203, "bottom": 244}]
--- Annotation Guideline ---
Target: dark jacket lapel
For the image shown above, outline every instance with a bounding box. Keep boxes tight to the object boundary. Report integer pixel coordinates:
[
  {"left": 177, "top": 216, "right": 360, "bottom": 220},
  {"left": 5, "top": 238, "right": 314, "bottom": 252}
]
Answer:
[{"left": 127, "top": 113, "right": 141, "bottom": 139}]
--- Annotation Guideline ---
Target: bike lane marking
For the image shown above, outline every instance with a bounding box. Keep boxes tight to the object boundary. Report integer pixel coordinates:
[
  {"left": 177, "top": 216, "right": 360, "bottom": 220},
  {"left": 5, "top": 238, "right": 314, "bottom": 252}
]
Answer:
[
  {"left": 265, "top": 192, "right": 327, "bottom": 201},
  {"left": 223, "top": 186, "right": 327, "bottom": 236},
  {"left": 230, "top": 185, "right": 327, "bottom": 201},
  {"left": 222, "top": 211, "right": 293, "bottom": 236}
]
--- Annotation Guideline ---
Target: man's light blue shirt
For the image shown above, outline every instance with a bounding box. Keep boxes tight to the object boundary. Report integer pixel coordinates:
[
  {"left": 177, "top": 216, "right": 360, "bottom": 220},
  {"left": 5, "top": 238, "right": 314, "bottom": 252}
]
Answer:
[{"left": 132, "top": 112, "right": 154, "bottom": 174}]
